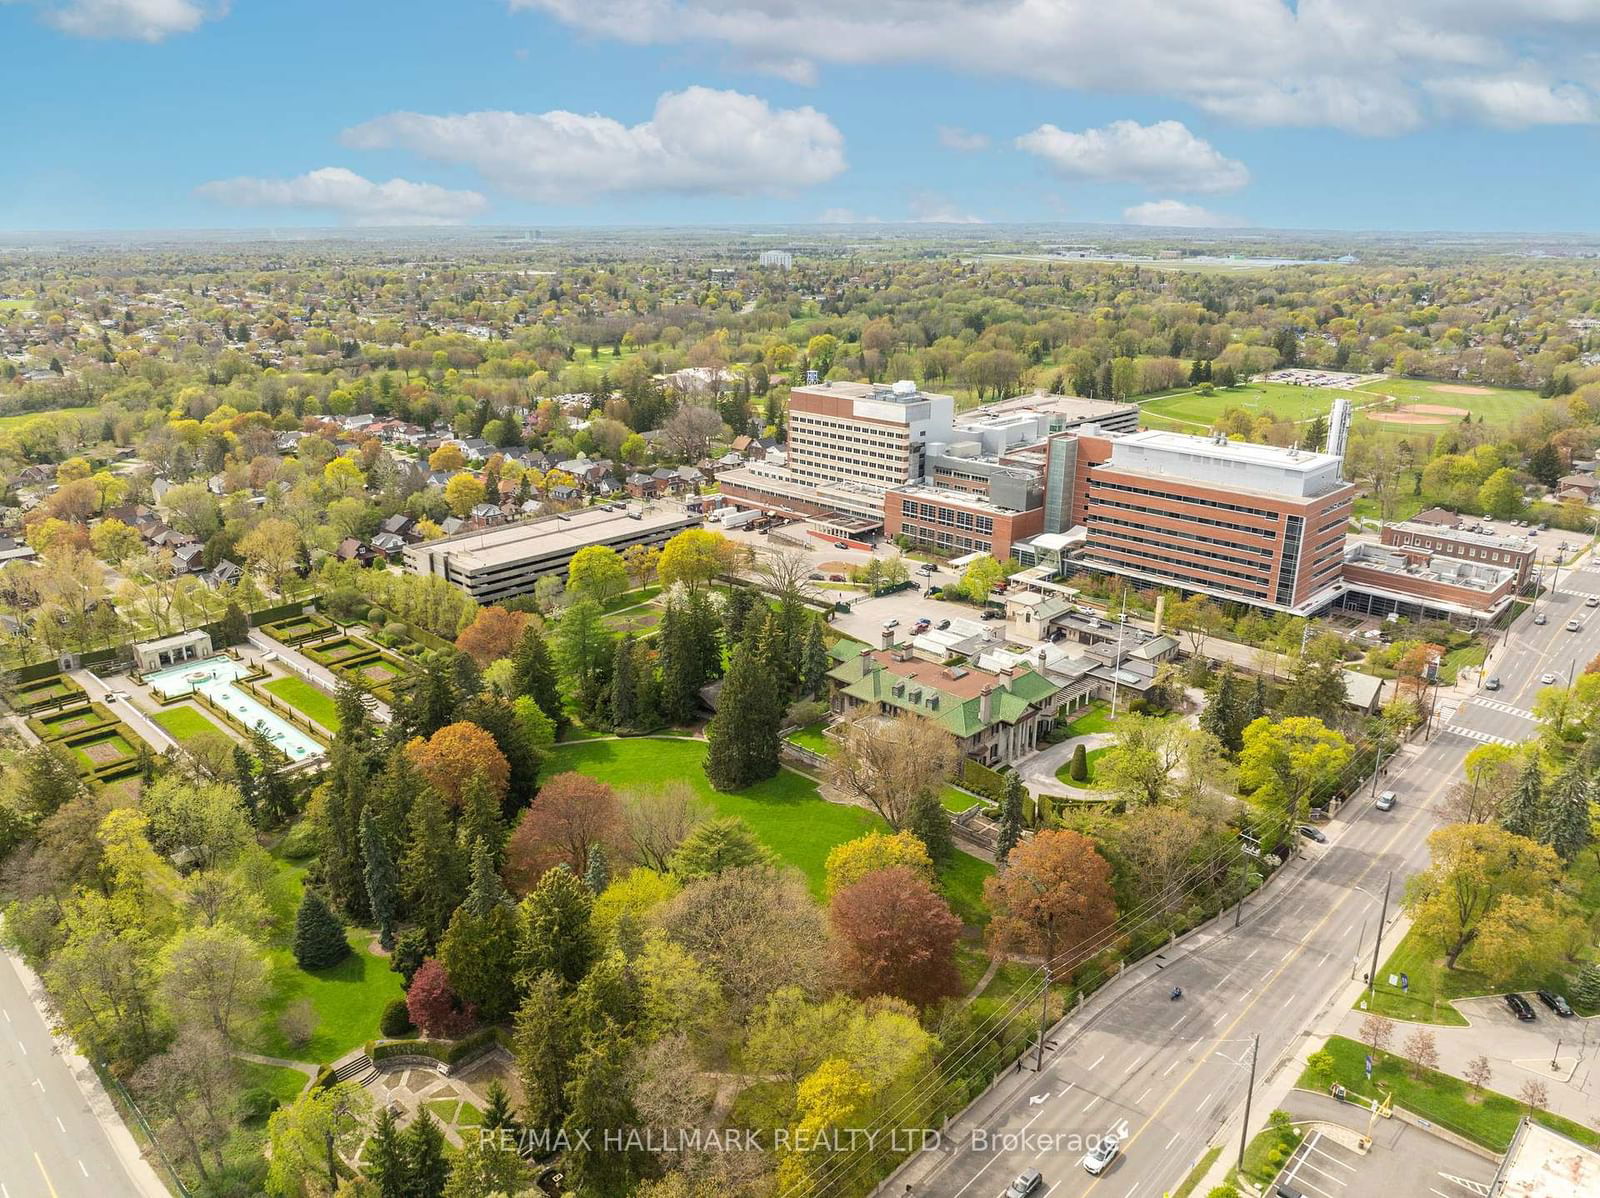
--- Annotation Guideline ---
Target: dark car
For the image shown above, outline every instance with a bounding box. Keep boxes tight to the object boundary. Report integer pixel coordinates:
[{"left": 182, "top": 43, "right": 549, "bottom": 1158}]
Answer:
[
  {"left": 1004, "top": 1167, "right": 1043, "bottom": 1197},
  {"left": 1484, "top": 676, "right": 1501, "bottom": 691},
  {"left": 936, "top": 619, "right": 951, "bottom": 630},
  {"left": 1536, "top": 989, "right": 1574, "bottom": 1017},
  {"left": 1297, "top": 825, "right": 1328, "bottom": 844},
  {"left": 1505, "top": 992, "right": 1536, "bottom": 1021}
]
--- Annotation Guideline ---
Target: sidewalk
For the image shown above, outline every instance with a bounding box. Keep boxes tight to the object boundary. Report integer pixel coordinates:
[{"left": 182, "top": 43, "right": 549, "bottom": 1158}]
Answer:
[{"left": 69, "top": 668, "right": 180, "bottom": 754}]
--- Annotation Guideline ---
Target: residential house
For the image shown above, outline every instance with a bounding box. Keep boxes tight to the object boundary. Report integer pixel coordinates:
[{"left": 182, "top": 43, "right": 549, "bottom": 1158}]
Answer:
[
  {"left": 206, "top": 559, "right": 244, "bottom": 586},
  {"left": 335, "top": 538, "right": 378, "bottom": 566},
  {"left": 627, "top": 472, "right": 668, "bottom": 499}
]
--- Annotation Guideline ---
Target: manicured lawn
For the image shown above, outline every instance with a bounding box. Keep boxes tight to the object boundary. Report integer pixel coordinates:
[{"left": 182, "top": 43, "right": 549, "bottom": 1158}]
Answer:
[
  {"left": 424, "top": 1098, "right": 484, "bottom": 1127},
  {"left": 1237, "top": 1122, "right": 1303, "bottom": 1189},
  {"left": 1439, "top": 643, "right": 1487, "bottom": 685},
  {"left": 784, "top": 721, "right": 834, "bottom": 757},
  {"left": 597, "top": 585, "right": 662, "bottom": 614},
  {"left": 264, "top": 676, "right": 341, "bottom": 733},
  {"left": 67, "top": 732, "right": 135, "bottom": 770},
  {"left": 1055, "top": 746, "right": 1110, "bottom": 788},
  {"left": 0, "top": 404, "right": 93, "bottom": 429},
  {"left": 237, "top": 1060, "right": 309, "bottom": 1106},
  {"left": 1353, "top": 378, "right": 1538, "bottom": 429},
  {"left": 152, "top": 704, "right": 231, "bottom": 745},
  {"left": 543, "top": 737, "right": 994, "bottom": 915},
  {"left": 1303, "top": 1035, "right": 1600, "bottom": 1152},
  {"left": 1141, "top": 381, "right": 1364, "bottom": 429},
  {"left": 1060, "top": 701, "right": 1113, "bottom": 738},
  {"left": 940, "top": 784, "right": 989, "bottom": 814},
  {"left": 1174, "top": 1146, "right": 1221, "bottom": 1198}
]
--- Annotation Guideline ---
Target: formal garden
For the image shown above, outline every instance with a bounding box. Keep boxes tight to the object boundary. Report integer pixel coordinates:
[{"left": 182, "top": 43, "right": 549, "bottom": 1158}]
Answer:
[{"left": 25, "top": 696, "right": 147, "bottom": 785}]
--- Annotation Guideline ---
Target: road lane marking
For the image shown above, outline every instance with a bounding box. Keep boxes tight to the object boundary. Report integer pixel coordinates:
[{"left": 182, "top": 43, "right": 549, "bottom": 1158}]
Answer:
[
  {"left": 1082, "top": 1097, "right": 1098, "bottom": 1112},
  {"left": 1163, "top": 1060, "right": 1180, "bottom": 1076},
  {"left": 1171, "top": 1016, "right": 1185, "bottom": 1029},
  {"left": 1058, "top": 1083, "right": 1075, "bottom": 1097},
  {"left": 1089, "top": 1054, "right": 1105, "bottom": 1069},
  {"left": 77, "top": 1162, "right": 87, "bottom": 1179},
  {"left": 16, "top": 1040, "right": 24, "bottom": 1055},
  {"left": 1245, "top": 948, "right": 1259, "bottom": 961},
  {"left": 55, "top": 1117, "right": 64, "bottom": 1133},
  {"left": 1135, "top": 1087, "right": 1151, "bottom": 1104},
  {"left": 1166, "top": 1131, "right": 1181, "bottom": 1149},
  {"left": 33, "top": 1155, "right": 58, "bottom": 1198}
]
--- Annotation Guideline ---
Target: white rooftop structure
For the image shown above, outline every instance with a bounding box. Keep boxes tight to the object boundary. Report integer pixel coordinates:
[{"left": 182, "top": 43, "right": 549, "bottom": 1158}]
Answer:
[{"left": 1106, "top": 428, "right": 1347, "bottom": 498}]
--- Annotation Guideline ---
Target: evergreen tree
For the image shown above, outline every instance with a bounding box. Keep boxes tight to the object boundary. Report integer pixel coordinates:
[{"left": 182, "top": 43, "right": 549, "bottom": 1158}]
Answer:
[
  {"left": 401, "top": 788, "right": 468, "bottom": 945},
  {"left": 251, "top": 725, "right": 295, "bottom": 824},
  {"left": 479, "top": 1079, "right": 517, "bottom": 1134},
  {"left": 513, "top": 972, "right": 574, "bottom": 1130},
  {"left": 722, "top": 585, "right": 755, "bottom": 644},
  {"left": 1528, "top": 442, "right": 1563, "bottom": 490},
  {"left": 563, "top": 1030, "right": 654, "bottom": 1198},
  {"left": 509, "top": 624, "right": 563, "bottom": 729},
  {"left": 333, "top": 677, "right": 375, "bottom": 747},
  {"left": 464, "top": 836, "right": 505, "bottom": 917},
  {"left": 458, "top": 694, "right": 540, "bottom": 808},
  {"left": 609, "top": 634, "right": 638, "bottom": 730},
  {"left": 906, "top": 791, "right": 954, "bottom": 868},
  {"left": 232, "top": 744, "right": 260, "bottom": 824},
  {"left": 584, "top": 842, "right": 610, "bottom": 893},
  {"left": 1303, "top": 413, "right": 1328, "bottom": 452},
  {"left": 1068, "top": 742, "right": 1088, "bottom": 781},
  {"left": 218, "top": 601, "right": 250, "bottom": 646},
  {"left": 1239, "top": 673, "right": 1267, "bottom": 727},
  {"left": 669, "top": 816, "right": 773, "bottom": 877},
  {"left": 365, "top": 1108, "right": 407, "bottom": 1198},
  {"left": 1200, "top": 668, "right": 1242, "bottom": 753},
  {"left": 658, "top": 588, "right": 720, "bottom": 724},
  {"left": 800, "top": 617, "right": 830, "bottom": 696},
  {"left": 1539, "top": 765, "right": 1592, "bottom": 862},
  {"left": 457, "top": 772, "right": 505, "bottom": 863},
  {"left": 291, "top": 889, "right": 350, "bottom": 970},
  {"left": 1572, "top": 963, "right": 1600, "bottom": 1009},
  {"left": 439, "top": 871, "right": 519, "bottom": 1023},
  {"left": 398, "top": 656, "right": 459, "bottom": 742},
  {"left": 704, "top": 636, "right": 783, "bottom": 791},
  {"left": 996, "top": 775, "right": 1024, "bottom": 862},
  {"left": 362, "top": 808, "right": 400, "bottom": 950},
  {"left": 403, "top": 1110, "right": 449, "bottom": 1198},
  {"left": 1501, "top": 755, "right": 1544, "bottom": 839},
  {"left": 517, "top": 864, "right": 596, "bottom": 987}
]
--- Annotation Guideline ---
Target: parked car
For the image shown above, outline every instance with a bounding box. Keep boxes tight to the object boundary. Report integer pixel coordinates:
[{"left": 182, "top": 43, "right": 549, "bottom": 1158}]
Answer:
[
  {"left": 883, "top": 618, "right": 899, "bottom": 629},
  {"left": 1534, "top": 612, "right": 1548, "bottom": 625},
  {"left": 1005, "top": 1167, "right": 1044, "bottom": 1196},
  {"left": 936, "top": 619, "right": 950, "bottom": 630},
  {"left": 832, "top": 541, "right": 848, "bottom": 550},
  {"left": 1484, "top": 676, "right": 1501, "bottom": 691},
  {"left": 912, "top": 619, "right": 930, "bottom": 633},
  {"left": 1505, "top": 992, "right": 1536, "bottom": 1021},
  {"left": 1298, "top": 825, "right": 1328, "bottom": 844},
  {"left": 1536, "top": 989, "right": 1575, "bottom": 1017},
  {"left": 1375, "top": 791, "right": 1397, "bottom": 811},
  {"left": 981, "top": 609, "right": 1001, "bottom": 620},
  {"left": 1081, "top": 1135, "right": 1121, "bottom": 1176}
]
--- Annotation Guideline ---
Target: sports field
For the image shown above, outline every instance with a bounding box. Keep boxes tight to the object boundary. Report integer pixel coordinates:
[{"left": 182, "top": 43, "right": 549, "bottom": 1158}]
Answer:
[
  {"left": 1138, "top": 377, "right": 1540, "bottom": 435},
  {"left": 0, "top": 405, "right": 97, "bottom": 430}
]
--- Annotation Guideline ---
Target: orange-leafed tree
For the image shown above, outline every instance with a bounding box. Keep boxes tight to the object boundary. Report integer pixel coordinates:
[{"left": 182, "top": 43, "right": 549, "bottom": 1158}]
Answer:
[
  {"left": 455, "top": 605, "right": 529, "bottom": 667},
  {"left": 829, "top": 865, "right": 963, "bottom": 1007},
  {"left": 405, "top": 721, "right": 510, "bottom": 809},
  {"left": 983, "top": 828, "right": 1118, "bottom": 974},
  {"left": 502, "top": 771, "right": 626, "bottom": 891}
]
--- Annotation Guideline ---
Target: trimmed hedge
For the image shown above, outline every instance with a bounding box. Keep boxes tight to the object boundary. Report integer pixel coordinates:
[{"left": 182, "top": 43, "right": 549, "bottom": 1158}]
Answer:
[
  {"left": 961, "top": 757, "right": 1007, "bottom": 801},
  {"left": 366, "top": 1026, "right": 507, "bottom": 1068}
]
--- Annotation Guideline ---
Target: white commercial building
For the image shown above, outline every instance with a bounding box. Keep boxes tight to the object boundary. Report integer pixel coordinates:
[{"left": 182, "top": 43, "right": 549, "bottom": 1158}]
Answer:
[{"left": 787, "top": 380, "right": 955, "bottom": 490}]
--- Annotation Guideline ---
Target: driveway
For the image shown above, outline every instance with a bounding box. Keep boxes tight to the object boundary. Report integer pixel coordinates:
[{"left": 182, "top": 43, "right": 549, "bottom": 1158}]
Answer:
[
  {"left": 1016, "top": 732, "right": 1113, "bottom": 799},
  {"left": 1277, "top": 1091, "right": 1495, "bottom": 1198}
]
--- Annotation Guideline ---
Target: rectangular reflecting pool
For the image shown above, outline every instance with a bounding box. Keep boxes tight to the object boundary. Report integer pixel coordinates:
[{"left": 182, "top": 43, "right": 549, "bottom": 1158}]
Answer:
[{"left": 143, "top": 656, "right": 324, "bottom": 763}]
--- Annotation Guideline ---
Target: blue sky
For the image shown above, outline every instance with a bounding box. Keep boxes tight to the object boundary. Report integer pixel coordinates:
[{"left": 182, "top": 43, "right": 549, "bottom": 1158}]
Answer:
[{"left": 4, "top": 0, "right": 1599, "bottom": 232}]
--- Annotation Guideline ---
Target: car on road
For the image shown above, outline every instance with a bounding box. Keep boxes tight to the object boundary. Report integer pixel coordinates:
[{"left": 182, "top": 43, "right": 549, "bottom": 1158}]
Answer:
[
  {"left": 1535, "top": 612, "right": 1548, "bottom": 625},
  {"left": 1567, "top": 619, "right": 1582, "bottom": 631},
  {"left": 1588, "top": 596, "right": 1599, "bottom": 608},
  {"left": 1536, "top": 989, "right": 1575, "bottom": 1017},
  {"left": 1484, "top": 676, "right": 1501, "bottom": 690},
  {"left": 1375, "top": 791, "right": 1397, "bottom": 811},
  {"left": 981, "top": 609, "right": 1001, "bottom": 620},
  {"left": 832, "top": 541, "right": 848, "bottom": 550},
  {"left": 1505, "top": 992, "right": 1537, "bottom": 1021},
  {"left": 1081, "top": 1137, "right": 1121, "bottom": 1176},
  {"left": 1298, "top": 825, "right": 1328, "bottom": 843},
  {"left": 1541, "top": 672, "right": 1559, "bottom": 685},
  {"left": 1005, "top": 1167, "right": 1044, "bottom": 1195}
]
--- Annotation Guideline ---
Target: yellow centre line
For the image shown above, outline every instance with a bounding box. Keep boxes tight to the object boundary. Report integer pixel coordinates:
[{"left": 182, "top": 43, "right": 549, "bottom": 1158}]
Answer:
[
  {"left": 34, "top": 1153, "right": 59, "bottom": 1198},
  {"left": 1109, "top": 758, "right": 1450, "bottom": 1180}
]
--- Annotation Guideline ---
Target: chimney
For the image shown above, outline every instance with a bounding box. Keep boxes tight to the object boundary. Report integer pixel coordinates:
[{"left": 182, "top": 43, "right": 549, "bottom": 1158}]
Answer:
[
  {"left": 1153, "top": 593, "right": 1166, "bottom": 636},
  {"left": 979, "top": 685, "right": 995, "bottom": 724},
  {"left": 881, "top": 627, "right": 896, "bottom": 650}
]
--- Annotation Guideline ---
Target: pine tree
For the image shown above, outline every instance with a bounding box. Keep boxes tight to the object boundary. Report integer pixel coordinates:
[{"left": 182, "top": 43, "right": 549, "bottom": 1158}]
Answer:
[
  {"left": 609, "top": 634, "right": 637, "bottom": 730},
  {"left": 658, "top": 589, "right": 719, "bottom": 724},
  {"left": 1572, "top": 963, "right": 1600, "bottom": 1009},
  {"left": 513, "top": 972, "right": 575, "bottom": 1130},
  {"left": 232, "top": 745, "right": 260, "bottom": 824},
  {"left": 365, "top": 1107, "right": 407, "bottom": 1198},
  {"left": 361, "top": 809, "right": 400, "bottom": 950},
  {"left": 1539, "top": 765, "right": 1592, "bottom": 862},
  {"left": 800, "top": 617, "right": 830, "bottom": 696},
  {"left": 465, "top": 837, "right": 505, "bottom": 918},
  {"left": 509, "top": 624, "right": 562, "bottom": 727},
  {"left": 401, "top": 788, "right": 467, "bottom": 945},
  {"left": 584, "top": 842, "right": 610, "bottom": 893},
  {"left": 403, "top": 1110, "right": 449, "bottom": 1198},
  {"left": 906, "top": 791, "right": 954, "bottom": 868},
  {"left": 251, "top": 726, "right": 295, "bottom": 824},
  {"left": 333, "top": 677, "right": 374, "bottom": 747},
  {"left": 517, "top": 864, "right": 597, "bottom": 986},
  {"left": 704, "top": 636, "right": 783, "bottom": 791},
  {"left": 457, "top": 772, "right": 504, "bottom": 863},
  {"left": 291, "top": 889, "right": 350, "bottom": 970},
  {"left": 996, "top": 775, "right": 1024, "bottom": 862},
  {"left": 1502, "top": 755, "right": 1544, "bottom": 839},
  {"left": 1201, "top": 668, "right": 1241, "bottom": 753},
  {"left": 722, "top": 585, "right": 754, "bottom": 644},
  {"left": 218, "top": 601, "right": 250, "bottom": 646},
  {"left": 1239, "top": 673, "right": 1266, "bottom": 727},
  {"left": 563, "top": 1030, "right": 653, "bottom": 1198}
]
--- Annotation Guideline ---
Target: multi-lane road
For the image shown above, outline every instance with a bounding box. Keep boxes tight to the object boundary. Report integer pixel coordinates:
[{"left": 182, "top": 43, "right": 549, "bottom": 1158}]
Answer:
[
  {"left": 908, "top": 564, "right": 1600, "bottom": 1198},
  {"left": 0, "top": 948, "right": 163, "bottom": 1198}
]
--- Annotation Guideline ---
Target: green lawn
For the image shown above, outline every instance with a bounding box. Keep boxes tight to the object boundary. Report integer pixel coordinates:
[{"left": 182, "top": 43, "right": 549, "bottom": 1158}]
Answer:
[
  {"left": 237, "top": 1060, "right": 309, "bottom": 1106},
  {"left": 784, "top": 721, "right": 834, "bottom": 757},
  {"left": 1237, "top": 1122, "right": 1303, "bottom": 1189},
  {"left": 1055, "top": 746, "right": 1110, "bottom": 788},
  {"left": 0, "top": 405, "right": 95, "bottom": 430},
  {"left": 1060, "top": 701, "right": 1113, "bottom": 738},
  {"left": 543, "top": 737, "right": 994, "bottom": 916},
  {"left": 1439, "top": 643, "right": 1487, "bottom": 685},
  {"left": 68, "top": 732, "right": 135, "bottom": 770},
  {"left": 1353, "top": 378, "right": 1539, "bottom": 429},
  {"left": 940, "top": 784, "right": 989, "bottom": 814},
  {"left": 424, "top": 1098, "right": 484, "bottom": 1128},
  {"left": 264, "top": 676, "right": 341, "bottom": 733},
  {"left": 1303, "top": 1035, "right": 1600, "bottom": 1152},
  {"left": 1141, "top": 381, "right": 1366, "bottom": 429},
  {"left": 152, "top": 704, "right": 231, "bottom": 745}
]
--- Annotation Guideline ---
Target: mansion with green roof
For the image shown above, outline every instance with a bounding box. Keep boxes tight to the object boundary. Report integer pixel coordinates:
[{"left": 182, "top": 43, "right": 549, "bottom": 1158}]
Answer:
[{"left": 825, "top": 639, "right": 1066, "bottom": 765}]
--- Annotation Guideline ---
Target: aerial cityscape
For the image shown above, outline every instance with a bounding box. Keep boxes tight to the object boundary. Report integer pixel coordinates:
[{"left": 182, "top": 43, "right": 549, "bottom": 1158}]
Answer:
[{"left": 3, "top": 4, "right": 1600, "bottom": 1198}]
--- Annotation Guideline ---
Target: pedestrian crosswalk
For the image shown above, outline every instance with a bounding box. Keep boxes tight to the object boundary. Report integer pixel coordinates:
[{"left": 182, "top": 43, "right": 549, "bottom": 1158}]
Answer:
[
  {"left": 1441, "top": 725, "right": 1520, "bottom": 747},
  {"left": 1465, "top": 697, "right": 1535, "bottom": 721}
]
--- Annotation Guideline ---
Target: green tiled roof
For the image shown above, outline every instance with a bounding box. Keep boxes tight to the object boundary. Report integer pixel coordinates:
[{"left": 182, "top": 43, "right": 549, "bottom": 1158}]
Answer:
[{"left": 826, "top": 651, "right": 1061, "bottom": 739}]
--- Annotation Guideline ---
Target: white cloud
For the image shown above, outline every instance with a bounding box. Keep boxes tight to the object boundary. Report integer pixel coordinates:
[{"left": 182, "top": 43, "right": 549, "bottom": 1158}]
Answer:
[
  {"left": 341, "top": 87, "right": 845, "bottom": 203},
  {"left": 1122, "top": 199, "right": 1247, "bottom": 228},
  {"left": 817, "top": 207, "right": 882, "bottom": 223},
  {"left": 1427, "top": 74, "right": 1598, "bottom": 127},
  {"left": 513, "top": 0, "right": 1600, "bottom": 134},
  {"left": 938, "top": 125, "right": 991, "bottom": 152},
  {"left": 907, "top": 192, "right": 986, "bottom": 224},
  {"left": 195, "top": 167, "right": 488, "bottom": 226},
  {"left": 1016, "top": 119, "right": 1248, "bottom": 193},
  {"left": 15, "top": 0, "right": 223, "bottom": 41}
]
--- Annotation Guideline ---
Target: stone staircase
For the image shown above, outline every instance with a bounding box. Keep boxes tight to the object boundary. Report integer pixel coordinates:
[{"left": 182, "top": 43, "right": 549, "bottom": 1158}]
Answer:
[{"left": 329, "top": 1049, "right": 378, "bottom": 1087}]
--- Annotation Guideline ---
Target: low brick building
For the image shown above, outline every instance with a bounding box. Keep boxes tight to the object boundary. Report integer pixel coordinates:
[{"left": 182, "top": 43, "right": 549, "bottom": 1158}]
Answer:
[{"left": 1379, "top": 520, "right": 1536, "bottom": 588}]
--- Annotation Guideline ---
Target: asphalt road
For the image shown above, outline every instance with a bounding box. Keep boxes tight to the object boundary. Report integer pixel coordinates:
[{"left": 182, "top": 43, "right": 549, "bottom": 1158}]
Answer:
[
  {"left": 0, "top": 949, "right": 158, "bottom": 1198},
  {"left": 911, "top": 569, "right": 1600, "bottom": 1198}
]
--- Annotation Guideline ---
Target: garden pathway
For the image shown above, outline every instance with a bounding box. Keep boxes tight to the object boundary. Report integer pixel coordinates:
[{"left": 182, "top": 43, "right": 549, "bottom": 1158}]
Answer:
[
  {"left": 233, "top": 1050, "right": 318, "bottom": 1093},
  {"left": 243, "top": 634, "right": 393, "bottom": 724},
  {"left": 69, "top": 668, "right": 179, "bottom": 754}
]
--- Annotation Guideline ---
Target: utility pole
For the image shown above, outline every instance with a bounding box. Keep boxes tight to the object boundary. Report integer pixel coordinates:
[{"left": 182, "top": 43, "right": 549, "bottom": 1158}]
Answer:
[
  {"left": 1368, "top": 872, "right": 1392, "bottom": 996},
  {"left": 1368, "top": 746, "right": 1386, "bottom": 800},
  {"left": 1237, "top": 1034, "right": 1259, "bottom": 1174},
  {"left": 1036, "top": 913, "right": 1056, "bottom": 1072},
  {"left": 1351, "top": 917, "right": 1368, "bottom": 981}
]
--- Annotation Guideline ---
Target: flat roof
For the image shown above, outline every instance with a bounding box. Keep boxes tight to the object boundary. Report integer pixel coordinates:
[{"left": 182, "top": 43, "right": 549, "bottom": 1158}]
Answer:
[
  {"left": 890, "top": 481, "right": 1028, "bottom": 516},
  {"left": 1495, "top": 1119, "right": 1600, "bottom": 1197},
  {"left": 965, "top": 392, "right": 1137, "bottom": 421},
  {"left": 1112, "top": 428, "right": 1342, "bottom": 473},
  {"left": 1387, "top": 520, "right": 1534, "bottom": 552},
  {"left": 410, "top": 505, "right": 693, "bottom": 569},
  {"left": 792, "top": 379, "right": 951, "bottom": 406}
]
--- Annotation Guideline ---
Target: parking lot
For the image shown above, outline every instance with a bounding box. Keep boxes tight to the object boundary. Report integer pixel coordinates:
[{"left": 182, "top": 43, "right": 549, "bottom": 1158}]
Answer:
[{"left": 1274, "top": 1095, "right": 1496, "bottom": 1198}]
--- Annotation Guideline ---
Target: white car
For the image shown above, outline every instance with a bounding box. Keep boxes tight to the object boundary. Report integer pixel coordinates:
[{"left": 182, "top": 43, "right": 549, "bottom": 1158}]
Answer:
[
  {"left": 1541, "top": 672, "right": 1559, "bottom": 685},
  {"left": 1081, "top": 1137, "right": 1121, "bottom": 1176}
]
